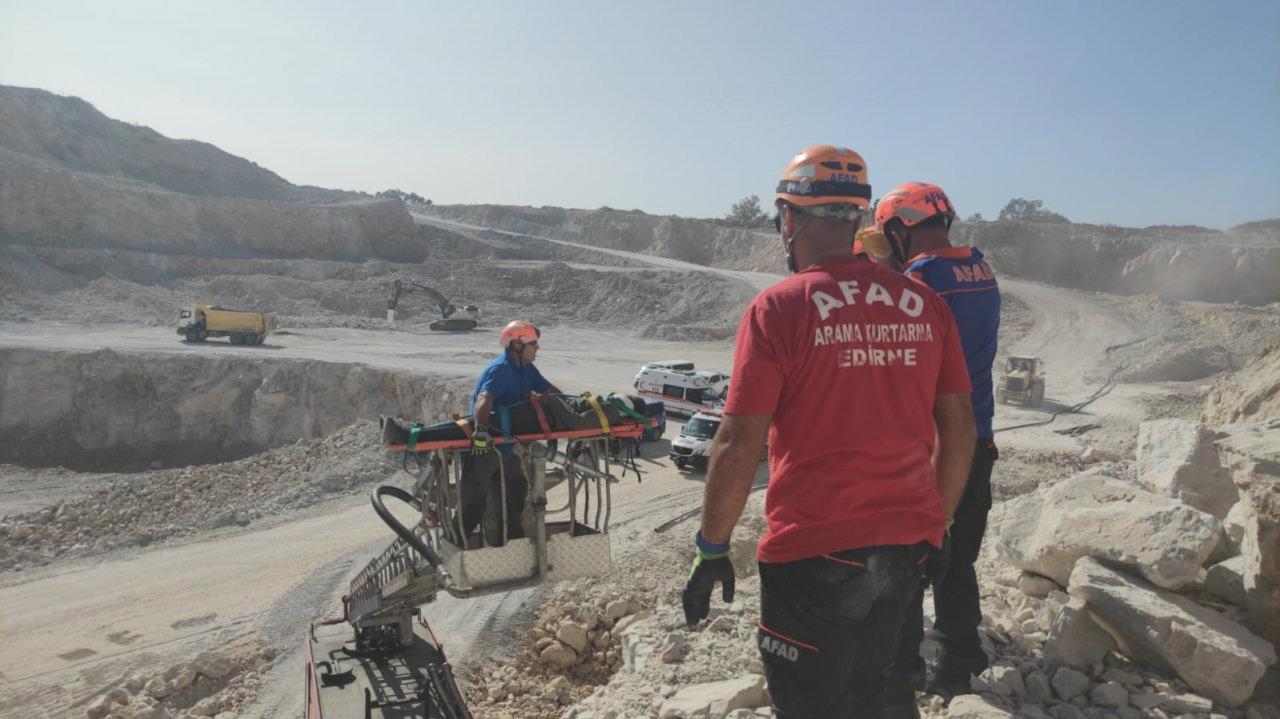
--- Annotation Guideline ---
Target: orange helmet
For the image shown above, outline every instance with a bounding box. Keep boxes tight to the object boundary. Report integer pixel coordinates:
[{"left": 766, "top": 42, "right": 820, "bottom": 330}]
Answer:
[
  {"left": 775, "top": 145, "right": 871, "bottom": 218},
  {"left": 853, "top": 226, "right": 891, "bottom": 258},
  {"left": 874, "top": 181, "right": 956, "bottom": 229},
  {"left": 499, "top": 320, "right": 540, "bottom": 348}
]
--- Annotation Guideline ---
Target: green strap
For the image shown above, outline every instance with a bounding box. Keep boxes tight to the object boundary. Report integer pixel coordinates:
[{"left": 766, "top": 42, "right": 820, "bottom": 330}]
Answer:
[
  {"left": 407, "top": 423, "right": 424, "bottom": 452},
  {"left": 605, "top": 394, "right": 649, "bottom": 424}
]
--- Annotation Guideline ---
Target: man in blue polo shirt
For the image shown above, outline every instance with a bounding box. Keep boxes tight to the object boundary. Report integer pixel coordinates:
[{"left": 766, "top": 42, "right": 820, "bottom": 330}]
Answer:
[
  {"left": 874, "top": 182, "right": 1001, "bottom": 712},
  {"left": 461, "top": 320, "right": 561, "bottom": 546}
]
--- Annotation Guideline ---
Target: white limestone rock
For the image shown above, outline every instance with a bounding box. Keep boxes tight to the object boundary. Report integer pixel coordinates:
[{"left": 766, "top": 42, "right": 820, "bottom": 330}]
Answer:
[
  {"left": 540, "top": 641, "right": 578, "bottom": 669},
  {"left": 1090, "top": 681, "right": 1128, "bottom": 707},
  {"left": 604, "top": 599, "right": 631, "bottom": 621},
  {"left": 557, "top": 622, "right": 590, "bottom": 654},
  {"left": 1214, "top": 420, "right": 1280, "bottom": 647},
  {"left": 657, "top": 674, "right": 767, "bottom": 719},
  {"left": 1018, "top": 572, "right": 1062, "bottom": 599},
  {"left": 1204, "top": 555, "right": 1249, "bottom": 608},
  {"left": 947, "top": 695, "right": 1014, "bottom": 718},
  {"left": 1136, "top": 420, "right": 1237, "bottom": 518},
  {"left": 994, "top": 472, "right": 1222, "bottom": 589},
  {"left": 1045, "top": 597, "right": 1117, "bottom": 672},
  {"left": 1068, "top": 557, "right": 1277, "bottom": 707},
  {"left": 1050, "top": 666, "right": 1091, "bottom": 700}
]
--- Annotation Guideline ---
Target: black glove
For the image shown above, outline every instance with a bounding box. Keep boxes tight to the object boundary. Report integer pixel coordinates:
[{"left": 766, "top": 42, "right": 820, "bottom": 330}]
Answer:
[
  {"left": 683, "top": 533, "right": 735, "bottom": 627},
  {"left": 925, "top": 527, "right": 952, "bottom": 586},
  {"left": 471, "top": 427, "right": 492, "bottom": 456}
]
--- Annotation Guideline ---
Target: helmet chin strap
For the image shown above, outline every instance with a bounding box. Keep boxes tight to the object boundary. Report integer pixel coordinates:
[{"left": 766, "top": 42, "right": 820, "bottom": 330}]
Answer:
[
  {"left": 779, "top": 210, "right": 812, "bottom": 274},
  {"left": 507, "top": 345, "right": 526, "bottom": 367},
  {"left": 890, "top": 226, "right": 913, "bottom": 267}
]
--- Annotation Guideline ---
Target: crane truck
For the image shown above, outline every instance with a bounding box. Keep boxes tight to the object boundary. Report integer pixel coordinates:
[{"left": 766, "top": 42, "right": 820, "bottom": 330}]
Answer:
[
  {"left": 387, "top": 280, "right": 481, "bottom": 331},
  {"left": 304, "top": 410, "right": 652, "bottom": 718}
]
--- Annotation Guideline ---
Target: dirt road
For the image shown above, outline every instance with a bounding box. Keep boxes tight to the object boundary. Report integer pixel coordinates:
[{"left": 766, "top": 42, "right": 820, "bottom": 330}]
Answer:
[
  {"left": 0, "top": 321, "right": 737, "bottom": 717},
  {"left": 414, "top": 214, "right": 782, "bottom": 293}
]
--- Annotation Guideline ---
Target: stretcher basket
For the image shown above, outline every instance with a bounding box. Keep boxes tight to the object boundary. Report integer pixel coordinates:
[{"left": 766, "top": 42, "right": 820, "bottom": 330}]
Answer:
[{"left": 346, "top": 420, "right": 648, "bottom": 635}]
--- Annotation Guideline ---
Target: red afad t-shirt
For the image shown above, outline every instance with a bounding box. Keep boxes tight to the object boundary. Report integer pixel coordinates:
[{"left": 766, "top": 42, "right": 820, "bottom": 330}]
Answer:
[{"left": 724, "top": 259, "right": 971, "bottom": 563}]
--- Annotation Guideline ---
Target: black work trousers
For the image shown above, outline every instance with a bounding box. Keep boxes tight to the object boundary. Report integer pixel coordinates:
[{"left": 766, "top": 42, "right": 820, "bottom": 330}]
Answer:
[
  {"left": 758, "top": 543, "right": 929, "bottom": 719},
  {"left": 891, "top": 439, "right": 997, "bottom": 681},
  {"left": 459, "top": 449, "right": 527, "bottom": 546}
]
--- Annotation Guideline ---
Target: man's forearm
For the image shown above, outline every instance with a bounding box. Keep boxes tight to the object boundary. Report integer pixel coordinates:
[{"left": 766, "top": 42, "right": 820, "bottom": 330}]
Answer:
[
  {"left": 935, "top": 431, "right": 973, "bottom": 519},
  {"left": 473, "top": 392, "right": 494, "bottom": 429},
  {"left": 700, "top": 443, "right": 757, "bottom": 545},
  {"left": 933, "top": 394, "right": 977, "bottom": 519},
  {"left": 699, "top": 414, "right": 770, "bottom": 545}
]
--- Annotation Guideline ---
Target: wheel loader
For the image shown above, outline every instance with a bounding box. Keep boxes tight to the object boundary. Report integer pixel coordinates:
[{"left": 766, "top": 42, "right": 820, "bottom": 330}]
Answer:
[{"left": 996, "top": 355, "right": 1046, "bottom": 407}]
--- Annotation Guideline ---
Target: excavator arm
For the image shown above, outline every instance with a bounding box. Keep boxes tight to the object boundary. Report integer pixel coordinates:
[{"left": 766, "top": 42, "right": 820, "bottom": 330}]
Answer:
[
  {"left": 389, "top": 279, "right": 453, "bottom": 317},
  {"left": 386, "top": 280, "right": 478, "bottom": 331}
]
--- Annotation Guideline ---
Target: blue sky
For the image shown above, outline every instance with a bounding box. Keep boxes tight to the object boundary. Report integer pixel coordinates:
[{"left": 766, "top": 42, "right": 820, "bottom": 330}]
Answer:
[{"left": 2, "top": 1, "right": 1277, "bottom": 228}]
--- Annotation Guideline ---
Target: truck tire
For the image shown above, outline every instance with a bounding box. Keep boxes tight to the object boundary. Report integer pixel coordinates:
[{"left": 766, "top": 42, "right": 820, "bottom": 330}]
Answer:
[
  {"left": 185, "top": 328, "right": 205, "bottom": 343},
  {"left": 254, "top": 333, "right": 266, "bottom": 345},
  {"left": 1032, "top": 381, "right": 1045, "bottom": 407},
  {"left": 230, "top": 333, "right": 244, "bottom": 345}
]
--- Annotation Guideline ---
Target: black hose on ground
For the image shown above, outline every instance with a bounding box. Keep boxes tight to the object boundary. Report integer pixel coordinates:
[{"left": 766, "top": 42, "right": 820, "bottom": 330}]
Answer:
[{"left": 994, "top": 336, "right": 1146, "bottom": 435}]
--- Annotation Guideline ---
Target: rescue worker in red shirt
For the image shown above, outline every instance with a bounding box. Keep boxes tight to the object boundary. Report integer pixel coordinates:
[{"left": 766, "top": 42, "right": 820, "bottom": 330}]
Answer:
[
  {"left": 682, "top": 146, "right": 977, "bottom": 719},
  {"left": 876, "top": 183, "right": 1002, "bottom": 705}
]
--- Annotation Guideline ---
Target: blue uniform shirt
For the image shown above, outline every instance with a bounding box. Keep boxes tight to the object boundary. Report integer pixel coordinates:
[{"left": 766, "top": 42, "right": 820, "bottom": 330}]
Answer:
[
  {"left": 470, "top": 352, "right": 552, "bottom": 452},
  {"left": 904, "top": 246, "right": 1001, "bottom": 438}
]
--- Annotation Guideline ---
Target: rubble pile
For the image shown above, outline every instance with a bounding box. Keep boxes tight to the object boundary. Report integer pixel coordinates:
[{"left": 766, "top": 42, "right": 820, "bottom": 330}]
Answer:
[
  {"left": 458, "top": 508, "right": 770, "bottom": 719},
  {"left": 80, "top": 645, "right": 274, "bottom": 719},
  {"left": 457, "top": 417, "right": 1280, "bottom": 719},
  {"left": 0, "top": 420, "right": 396, "bottom": 572},
  {"left": 1111, "top": 298, "right": 1280, "bottom": 385}
]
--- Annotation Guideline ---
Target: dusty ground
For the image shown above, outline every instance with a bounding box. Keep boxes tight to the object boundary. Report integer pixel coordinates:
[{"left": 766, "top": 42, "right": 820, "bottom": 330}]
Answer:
[{"left": 1, "top": 217, "right": 1276, "bottom": 718}]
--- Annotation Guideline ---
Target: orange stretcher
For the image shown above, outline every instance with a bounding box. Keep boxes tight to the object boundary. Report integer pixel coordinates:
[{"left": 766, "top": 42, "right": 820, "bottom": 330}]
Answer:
[{"left": 385, "top": 419, "right": 651, "bottom": 453}]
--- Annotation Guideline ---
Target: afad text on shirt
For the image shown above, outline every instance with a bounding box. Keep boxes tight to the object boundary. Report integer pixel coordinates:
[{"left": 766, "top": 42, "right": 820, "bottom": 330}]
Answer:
[{"left": 809, "top": 280, "right": 925, "bottom": 321}]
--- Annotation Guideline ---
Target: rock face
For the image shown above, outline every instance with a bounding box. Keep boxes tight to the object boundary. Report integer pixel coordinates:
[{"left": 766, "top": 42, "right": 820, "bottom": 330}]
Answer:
[
  {"left": 423, "top": 204, "right": 783, "bottom": 274},
  {"left": 1214, "top": 420, "right": 1280, "bottom": 647},
  {"left": 0, "top": 347, "right": 464, "bottom": 470},
  {"left": 0, "top": 148, "right": 427, "bottom": 263},
  {"left": 1136, "top": 420, "right": 1237, "bottom": 518},
  {"left": 1202, "top": 342, "right": 1280, "bottom": 425},
  {"left": 994, "top": 472, "right": 1222, "bottom": 589},
  {"left": 1068, "top": 557, "right": 1277, "bottom": 707},
  {"left": 954, "top": 220, "right": 1280, "bottom": 306}
]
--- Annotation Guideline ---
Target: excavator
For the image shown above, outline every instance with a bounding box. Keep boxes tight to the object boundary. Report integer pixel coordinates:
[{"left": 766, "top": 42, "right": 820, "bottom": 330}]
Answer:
[{"left": 387, "top": 280, "right": 482, "bottom": 331}]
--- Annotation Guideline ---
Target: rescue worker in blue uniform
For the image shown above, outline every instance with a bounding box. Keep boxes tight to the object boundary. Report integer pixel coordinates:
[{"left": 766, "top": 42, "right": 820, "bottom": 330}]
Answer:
[
  {"left": 873, "top": 183, "right": 1002, "bottom": 714},
  {"left": 463, "top": 320, "right": 561, "bottom": 546}
]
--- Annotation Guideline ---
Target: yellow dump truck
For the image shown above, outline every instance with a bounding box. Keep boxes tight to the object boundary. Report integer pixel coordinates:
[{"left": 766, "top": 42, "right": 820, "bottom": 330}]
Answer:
[{"left": 177, "top": 305, "right": 277, "bottom": 345}]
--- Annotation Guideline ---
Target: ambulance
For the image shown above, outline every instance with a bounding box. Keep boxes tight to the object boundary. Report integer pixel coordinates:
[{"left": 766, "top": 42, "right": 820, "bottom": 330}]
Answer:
[{"left": 632, "top": 361, "right": 729, "bottom": 416}]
